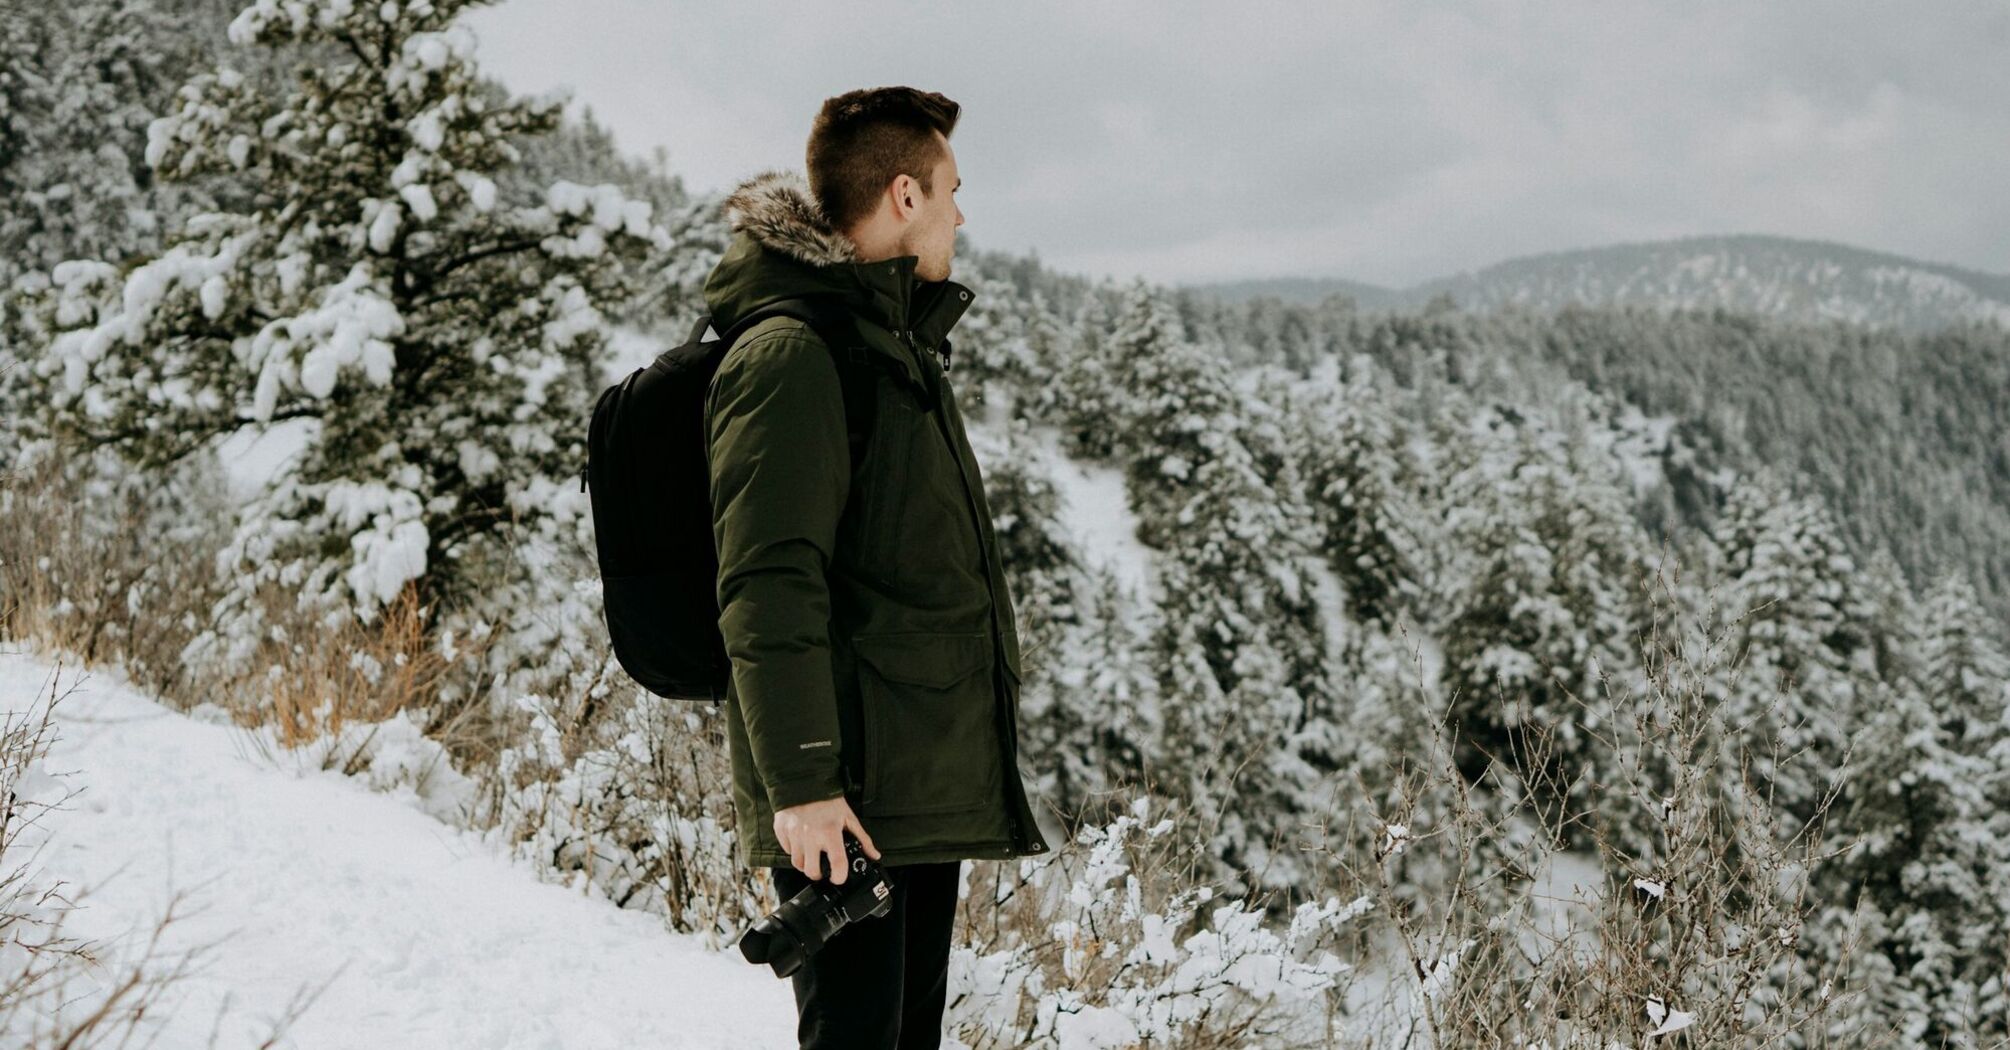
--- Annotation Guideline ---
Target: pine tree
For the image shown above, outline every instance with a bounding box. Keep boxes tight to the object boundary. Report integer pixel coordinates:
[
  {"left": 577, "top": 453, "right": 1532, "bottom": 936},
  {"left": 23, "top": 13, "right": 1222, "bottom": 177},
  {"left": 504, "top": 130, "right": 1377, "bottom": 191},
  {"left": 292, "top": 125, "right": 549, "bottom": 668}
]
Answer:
[
  {"left": 1087, "top": 282, "right": 1339, "bottom": 894},
  {"left": 0, "top": 0, "right": 199, "bottom": 284},
  {"left": 1009, "top": 289, "right": 1069, "bottom": 423},
  {"left": 1283, "top": 356, "right": 1426, "bottom": 627},
  {"left": 1856, "top": 545, "right": 1922, "bottom": 691},
  {"left": 1817, "top": 665, "right": 2003, "bottom": 1046},
  {"left": 1039, "top": 279, "right": 1122, "bottom": 459},
  {"left": 1712, "top": 471, "right": 1875, "bottom": 827},
  {"left": 1918, "top": 569, "right": 2010, "bottom": 750},
  {"left": 31, "top": 0, "right": 664, "bottom": 678},
  {"left": 1435, "top": 406, "right": 1649, "bottom": 842},
  {"left": 937, "top": 269, "right": 1027, "bottom": 418},
  {"left": 1033, "top": 565, "right": 1166, "bottom": 832}
]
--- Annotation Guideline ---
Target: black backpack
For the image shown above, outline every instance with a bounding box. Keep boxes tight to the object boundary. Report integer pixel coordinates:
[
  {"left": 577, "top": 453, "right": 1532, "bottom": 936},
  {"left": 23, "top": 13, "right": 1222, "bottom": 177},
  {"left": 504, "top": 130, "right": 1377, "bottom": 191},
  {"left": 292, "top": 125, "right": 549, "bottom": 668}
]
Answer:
[{"left": 581, "top": 297, "right": 881, "bottom": 703}]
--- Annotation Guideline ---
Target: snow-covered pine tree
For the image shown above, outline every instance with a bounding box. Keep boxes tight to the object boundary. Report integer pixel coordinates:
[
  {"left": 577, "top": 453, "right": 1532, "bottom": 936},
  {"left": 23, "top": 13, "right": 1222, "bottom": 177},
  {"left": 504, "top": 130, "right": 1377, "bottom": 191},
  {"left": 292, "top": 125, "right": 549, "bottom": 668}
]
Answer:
[
  {"left": 935, "top": 269, "right": 1027, "bottom": 417},
  {"left": 1911, "top": 566, "right": 2010, "bottom": 1037},
  {"left": 1037, "top": 278, "right": 1122, "bottom": 459},
  {"left": 1856, "top": 545, "right": 1922, "bottom": 692},
  {"left": 0, "top": 0, "right": 199, "bottom": 286},
  {"left": 1281, "top": 355, "right": 1426, "bottom": 628},
  {"left": 975, "top": 421, "right": 1080, "bottom": 661},
  {"left": 1025, "top": 588, "right": 1148, "bottom": 830},
  {"left": 967, "top": 419, "right": 1117, "bottom": 824},
  {"left": 1711, "top": 470, "right": 1875, "bottom": 828},
  {"left": 1005, "top": 289, "right": 1069, "bottom": 423},
  {"left": 34, "top": 0, "right": 665, "bottom": 682},
  {"left": 1091, "top": 281, "right": 1339, "bottom": 895},
  {"left": 646, "top": 191, "right": 732, "bottom": 333},
  {"left": 1099, "top": 283, "right": 1252, "bottom": 548},
  {"left": 1918, "top": 569, "right": 2010, "bottom": 751},
  {"left": 1814, "top": 662, "right": 2004, "bottom": 1047},
  {"left": 1434, "top": 404, "right": 1649, "bottom": 843},
  {"left": 2, "top": 0, "right": 215, "bottom": 467}
]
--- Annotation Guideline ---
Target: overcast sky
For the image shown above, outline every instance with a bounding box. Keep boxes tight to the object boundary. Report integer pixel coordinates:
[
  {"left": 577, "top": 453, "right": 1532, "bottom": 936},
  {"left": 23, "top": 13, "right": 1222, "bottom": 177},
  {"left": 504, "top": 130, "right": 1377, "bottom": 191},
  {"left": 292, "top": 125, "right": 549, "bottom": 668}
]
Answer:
[{"left": 463, "top": 1, "right": 2010, "bottom": 289}]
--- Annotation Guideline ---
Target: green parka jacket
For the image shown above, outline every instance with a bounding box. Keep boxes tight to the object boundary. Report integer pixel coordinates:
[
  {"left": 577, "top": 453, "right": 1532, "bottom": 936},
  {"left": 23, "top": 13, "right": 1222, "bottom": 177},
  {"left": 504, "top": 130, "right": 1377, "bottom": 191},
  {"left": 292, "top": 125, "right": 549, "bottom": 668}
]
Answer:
[{"left": 701, "top": 168, "right": 1053, "bottom": 868}]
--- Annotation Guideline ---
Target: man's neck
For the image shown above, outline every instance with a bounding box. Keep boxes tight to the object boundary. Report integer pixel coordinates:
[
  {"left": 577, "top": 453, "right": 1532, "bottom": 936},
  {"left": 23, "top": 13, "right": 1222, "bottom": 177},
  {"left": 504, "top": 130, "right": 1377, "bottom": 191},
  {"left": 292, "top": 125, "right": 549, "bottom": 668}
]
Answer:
[{"left": 842, "top": 219, "right": 905, "bottom": 265}]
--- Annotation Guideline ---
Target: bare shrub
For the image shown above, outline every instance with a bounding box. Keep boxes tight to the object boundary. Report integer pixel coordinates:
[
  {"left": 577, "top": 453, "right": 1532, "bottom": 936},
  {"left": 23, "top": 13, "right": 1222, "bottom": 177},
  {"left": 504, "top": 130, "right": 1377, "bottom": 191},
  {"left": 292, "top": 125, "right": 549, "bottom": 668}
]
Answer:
[
  {"left": 1307, "top": 564, "right": 1874, "bottom": 1048},
  {"left": 478, "top": 673, "right": 766, "bottom": 941},
  {"left": 0, "top": 444, "right": 494, "bottom": 760},
  {"left": 945, "top": 767, "right": 1368, "bottom": 1049}
]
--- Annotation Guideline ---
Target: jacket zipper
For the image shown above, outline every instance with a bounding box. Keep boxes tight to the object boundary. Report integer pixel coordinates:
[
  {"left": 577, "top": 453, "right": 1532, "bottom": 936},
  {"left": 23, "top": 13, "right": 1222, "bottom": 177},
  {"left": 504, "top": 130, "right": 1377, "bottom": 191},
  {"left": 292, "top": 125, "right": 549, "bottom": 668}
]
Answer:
[{"left": 912, "top": 350, "right": 1042, "bottom": 854}]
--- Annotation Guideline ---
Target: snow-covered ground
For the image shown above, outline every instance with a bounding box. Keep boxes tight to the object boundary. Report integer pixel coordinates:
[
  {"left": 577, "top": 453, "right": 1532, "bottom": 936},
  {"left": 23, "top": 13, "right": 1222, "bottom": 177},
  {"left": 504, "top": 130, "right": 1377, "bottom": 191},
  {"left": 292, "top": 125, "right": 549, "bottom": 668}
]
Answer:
[
  {"left": 1014, "top": 419, "right": 1157, "bottom": 604},
  {"left": 1, "top": 648, "right": 798, "bottom": 1049}
]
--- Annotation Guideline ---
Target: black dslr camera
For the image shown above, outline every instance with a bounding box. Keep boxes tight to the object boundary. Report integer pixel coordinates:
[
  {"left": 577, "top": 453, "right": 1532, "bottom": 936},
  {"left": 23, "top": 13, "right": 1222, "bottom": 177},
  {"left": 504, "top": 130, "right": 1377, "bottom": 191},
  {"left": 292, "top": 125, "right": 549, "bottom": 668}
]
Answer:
[{"left": 737, "top": 830, "right": 893, "bottom": 978}]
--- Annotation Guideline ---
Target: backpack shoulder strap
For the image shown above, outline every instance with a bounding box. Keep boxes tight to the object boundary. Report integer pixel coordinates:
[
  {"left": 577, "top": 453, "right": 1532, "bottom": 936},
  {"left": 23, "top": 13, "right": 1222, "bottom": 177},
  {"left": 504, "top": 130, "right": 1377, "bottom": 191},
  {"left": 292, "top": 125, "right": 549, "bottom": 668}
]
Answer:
[{"left": 703, "top": 298, "right": 881, "bottom": 477}]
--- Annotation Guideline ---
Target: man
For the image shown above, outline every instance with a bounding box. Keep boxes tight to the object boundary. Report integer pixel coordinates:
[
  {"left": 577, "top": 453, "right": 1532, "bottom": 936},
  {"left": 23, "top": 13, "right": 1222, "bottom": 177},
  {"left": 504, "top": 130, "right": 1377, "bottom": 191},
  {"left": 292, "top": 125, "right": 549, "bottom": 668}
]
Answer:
[{"left": 700, "top": 86, "right": 1053, "bottom": 1049}]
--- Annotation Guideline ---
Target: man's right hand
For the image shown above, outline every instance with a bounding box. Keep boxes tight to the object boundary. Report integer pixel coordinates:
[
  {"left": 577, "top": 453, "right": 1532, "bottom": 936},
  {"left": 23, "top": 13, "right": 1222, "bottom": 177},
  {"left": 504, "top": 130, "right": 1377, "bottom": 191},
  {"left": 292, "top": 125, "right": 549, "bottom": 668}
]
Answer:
[{"left": 774, "top": 794, "right": 881, "bottom": 884}]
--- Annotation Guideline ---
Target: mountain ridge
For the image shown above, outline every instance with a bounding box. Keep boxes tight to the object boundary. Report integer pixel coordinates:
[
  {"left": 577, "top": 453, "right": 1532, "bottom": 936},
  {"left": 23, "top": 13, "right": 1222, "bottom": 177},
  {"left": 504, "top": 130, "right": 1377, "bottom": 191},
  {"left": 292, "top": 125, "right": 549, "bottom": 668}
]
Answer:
[{"left": 1182, "top": 233, "right": 2010, "bottom": 331}]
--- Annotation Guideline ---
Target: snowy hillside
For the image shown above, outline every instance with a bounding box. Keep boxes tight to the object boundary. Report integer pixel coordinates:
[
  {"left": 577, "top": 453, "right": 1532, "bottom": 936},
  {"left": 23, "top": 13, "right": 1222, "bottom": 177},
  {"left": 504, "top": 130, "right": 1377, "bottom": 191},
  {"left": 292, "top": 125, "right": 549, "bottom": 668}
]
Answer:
[
  {"left": 1186, "top": 233, "right": 2010, "bottom": 331},
  {"left": 1, "top": 648, "right": 798, "bottom": 1049},
  {"left": 1414, "top": 233, "right": 2010, "bottom": 330}
]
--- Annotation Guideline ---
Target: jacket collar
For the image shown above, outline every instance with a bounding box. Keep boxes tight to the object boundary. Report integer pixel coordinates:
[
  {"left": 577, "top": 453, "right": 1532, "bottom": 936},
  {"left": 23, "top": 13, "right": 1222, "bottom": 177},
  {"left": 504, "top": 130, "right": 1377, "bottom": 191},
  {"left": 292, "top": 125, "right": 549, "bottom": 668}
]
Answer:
[{"left": 703, "top": 169, "right": 973, "bottom": 385}]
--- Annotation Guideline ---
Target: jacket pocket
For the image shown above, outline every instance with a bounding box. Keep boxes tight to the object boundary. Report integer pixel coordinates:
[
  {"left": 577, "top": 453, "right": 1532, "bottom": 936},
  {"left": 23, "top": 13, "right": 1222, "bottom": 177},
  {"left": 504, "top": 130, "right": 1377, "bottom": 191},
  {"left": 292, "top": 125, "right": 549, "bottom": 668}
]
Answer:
[{"left": 854, "top": 631, "right": 999, "bottom": 816}]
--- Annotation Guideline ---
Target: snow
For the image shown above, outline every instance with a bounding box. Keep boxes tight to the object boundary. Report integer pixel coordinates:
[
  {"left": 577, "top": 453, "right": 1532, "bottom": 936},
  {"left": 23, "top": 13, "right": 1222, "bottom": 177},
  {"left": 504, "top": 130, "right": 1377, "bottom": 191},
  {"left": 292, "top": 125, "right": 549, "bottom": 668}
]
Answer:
[
  {"left": 398, "top": 182, "right": 438, "bottom": 222},
  {"left": 0, "top": 649, "right": 798, "bottom": 1048},
  {"left": 1644, "top": 994, "right": 1696, "bottom": 1037},
  {"left": 600, "top": 323, "right": 662, "bottom": 384},
  {"left": 413, "top": 35, "right": 449, "bottom": 71},
  {"left": 1018, "top": 420, "right": 1157, "bottom": 603},
  {"left": 280, "top": 263, "right": 403, "bottom": 400},
  {"left": 468, "top": 174, "right": 497, "bottom": 213},
  {"left": 367, "top": 200, "right": 401, "bottom": 253},
  {"left": 200, "top": 274, "right": 228, "bottom": 318},
  {"left": 213, "top": 416, "right": 318, "bottom": 501}
]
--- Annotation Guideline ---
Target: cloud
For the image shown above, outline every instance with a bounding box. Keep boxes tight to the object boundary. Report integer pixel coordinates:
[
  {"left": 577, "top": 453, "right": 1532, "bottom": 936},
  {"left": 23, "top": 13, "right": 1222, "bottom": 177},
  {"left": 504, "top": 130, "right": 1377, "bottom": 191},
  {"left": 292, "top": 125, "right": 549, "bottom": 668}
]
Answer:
[{"left": 462, "top": 0, "right": 2010, "bottom": 287}]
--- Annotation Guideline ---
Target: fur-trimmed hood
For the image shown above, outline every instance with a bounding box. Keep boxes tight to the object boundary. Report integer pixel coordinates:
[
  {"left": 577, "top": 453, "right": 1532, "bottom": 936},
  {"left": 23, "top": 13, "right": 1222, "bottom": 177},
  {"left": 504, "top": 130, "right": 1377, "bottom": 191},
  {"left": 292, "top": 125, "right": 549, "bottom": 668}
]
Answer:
[
  {"left": 702, "top": 168, "right": 976, "bottom": 378},
  {"left": 720, "top": 169, "right": 861, "bottom": 268}
]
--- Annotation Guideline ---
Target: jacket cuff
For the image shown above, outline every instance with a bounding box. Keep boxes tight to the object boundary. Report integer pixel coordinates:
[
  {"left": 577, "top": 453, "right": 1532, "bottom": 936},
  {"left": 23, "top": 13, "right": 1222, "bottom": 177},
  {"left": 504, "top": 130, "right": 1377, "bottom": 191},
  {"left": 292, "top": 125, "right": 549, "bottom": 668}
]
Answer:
[{"left": 765, "top": 772, "right": 848, "bottom": 813}]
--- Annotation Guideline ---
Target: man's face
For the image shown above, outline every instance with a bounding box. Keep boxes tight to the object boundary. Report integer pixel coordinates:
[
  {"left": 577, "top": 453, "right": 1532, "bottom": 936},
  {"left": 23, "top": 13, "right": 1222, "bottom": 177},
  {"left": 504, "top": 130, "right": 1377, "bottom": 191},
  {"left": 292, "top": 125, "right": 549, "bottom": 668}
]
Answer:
[{"left": 897, "top": 134, "right": 963, "bottom": 283}]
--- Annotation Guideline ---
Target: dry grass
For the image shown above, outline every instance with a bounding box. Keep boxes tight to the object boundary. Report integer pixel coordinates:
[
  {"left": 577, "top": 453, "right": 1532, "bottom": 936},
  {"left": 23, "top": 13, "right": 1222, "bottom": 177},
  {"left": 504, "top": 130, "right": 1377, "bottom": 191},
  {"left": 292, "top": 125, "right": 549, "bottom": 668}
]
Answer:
[
  {"left": 0, "top": 449, "right": 230, "bottom": 700},
  {"left": 0, "top": 450, "right": 492, "bottom": 764}
]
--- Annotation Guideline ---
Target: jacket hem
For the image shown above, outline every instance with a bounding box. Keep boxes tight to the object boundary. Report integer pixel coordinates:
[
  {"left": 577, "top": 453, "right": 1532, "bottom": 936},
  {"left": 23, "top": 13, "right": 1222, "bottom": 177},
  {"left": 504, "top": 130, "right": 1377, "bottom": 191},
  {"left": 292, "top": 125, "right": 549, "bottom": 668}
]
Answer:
[{"left": 743, "top": 840, "right": 1033, "bottom": 870}]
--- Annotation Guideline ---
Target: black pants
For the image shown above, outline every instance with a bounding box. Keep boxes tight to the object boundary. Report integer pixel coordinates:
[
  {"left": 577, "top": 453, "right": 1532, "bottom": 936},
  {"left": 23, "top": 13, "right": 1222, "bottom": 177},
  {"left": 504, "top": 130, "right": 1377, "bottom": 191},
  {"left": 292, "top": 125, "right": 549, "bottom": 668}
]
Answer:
[{"left": 768, "top": 859, "right": 963, "bottom": 1050}]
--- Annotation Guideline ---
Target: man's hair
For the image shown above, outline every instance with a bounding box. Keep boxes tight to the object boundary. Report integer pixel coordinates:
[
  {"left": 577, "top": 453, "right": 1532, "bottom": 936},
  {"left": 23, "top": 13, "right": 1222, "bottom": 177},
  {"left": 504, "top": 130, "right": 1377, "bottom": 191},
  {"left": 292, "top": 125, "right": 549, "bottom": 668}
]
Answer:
[{"left": 806, "top": 86, "right": 960, "bottom": 234}]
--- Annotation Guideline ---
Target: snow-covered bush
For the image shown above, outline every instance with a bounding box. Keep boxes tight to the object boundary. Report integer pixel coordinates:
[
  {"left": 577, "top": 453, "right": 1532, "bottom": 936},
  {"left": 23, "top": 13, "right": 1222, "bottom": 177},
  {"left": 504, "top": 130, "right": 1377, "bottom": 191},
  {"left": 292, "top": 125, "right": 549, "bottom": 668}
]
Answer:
[
  {"left": 481, "top": 675, "right": 762, "bottom": 942},
  {"left": 176, "top": 673, "right": 483, "bottom": 822},
  {"left": 947, "top": 795, "right": 1372, "bottom": 1049}
]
